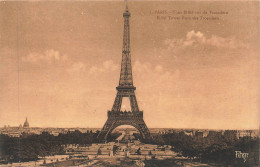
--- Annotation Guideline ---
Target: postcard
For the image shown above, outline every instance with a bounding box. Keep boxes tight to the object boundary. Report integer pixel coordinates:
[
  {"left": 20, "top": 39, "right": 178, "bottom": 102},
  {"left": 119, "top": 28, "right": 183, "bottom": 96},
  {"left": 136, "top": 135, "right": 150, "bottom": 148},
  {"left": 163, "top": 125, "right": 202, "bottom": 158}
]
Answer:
[{"left": 0, "top": 0, "right": 259, "bottom": 166}]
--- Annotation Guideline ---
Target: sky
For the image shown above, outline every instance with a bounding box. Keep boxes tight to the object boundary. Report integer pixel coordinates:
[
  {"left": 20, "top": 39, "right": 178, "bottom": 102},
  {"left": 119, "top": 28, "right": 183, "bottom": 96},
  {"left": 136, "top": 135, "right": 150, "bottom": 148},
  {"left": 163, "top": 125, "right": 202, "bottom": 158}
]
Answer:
[{"left": 0, "top": 1, "right": 259, "bottom": 129}]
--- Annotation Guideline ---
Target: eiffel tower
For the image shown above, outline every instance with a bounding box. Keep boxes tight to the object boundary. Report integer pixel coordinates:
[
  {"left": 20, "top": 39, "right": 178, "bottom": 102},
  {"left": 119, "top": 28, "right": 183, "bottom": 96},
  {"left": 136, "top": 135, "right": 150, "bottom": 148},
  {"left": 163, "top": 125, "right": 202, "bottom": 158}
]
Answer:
[{"left": 98, "top": 2, "right": 150, "bottom": 142}]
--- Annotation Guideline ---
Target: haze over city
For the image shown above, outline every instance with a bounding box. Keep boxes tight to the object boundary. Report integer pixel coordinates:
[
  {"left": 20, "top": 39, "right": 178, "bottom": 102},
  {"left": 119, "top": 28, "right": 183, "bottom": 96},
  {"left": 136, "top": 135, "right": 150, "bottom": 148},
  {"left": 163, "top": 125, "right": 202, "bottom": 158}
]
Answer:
[{"left": 0, "top": 1, "right": 259, "bottom": 129}]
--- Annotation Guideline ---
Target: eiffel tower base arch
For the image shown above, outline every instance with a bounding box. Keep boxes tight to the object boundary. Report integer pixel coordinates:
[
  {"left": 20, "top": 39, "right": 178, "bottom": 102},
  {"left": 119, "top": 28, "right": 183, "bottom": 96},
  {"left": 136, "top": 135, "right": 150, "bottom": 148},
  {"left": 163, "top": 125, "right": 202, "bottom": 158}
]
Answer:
[{"left": 98, "top": 111, "right": 150, "bottom": 142}]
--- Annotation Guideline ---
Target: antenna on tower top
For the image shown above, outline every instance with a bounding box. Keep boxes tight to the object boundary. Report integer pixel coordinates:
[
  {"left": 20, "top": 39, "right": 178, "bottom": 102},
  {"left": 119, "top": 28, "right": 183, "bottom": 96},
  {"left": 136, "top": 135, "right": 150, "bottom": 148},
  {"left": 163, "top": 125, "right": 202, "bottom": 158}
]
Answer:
[{"left": 125, "top": 0, "right": 128, "bottom": 11}]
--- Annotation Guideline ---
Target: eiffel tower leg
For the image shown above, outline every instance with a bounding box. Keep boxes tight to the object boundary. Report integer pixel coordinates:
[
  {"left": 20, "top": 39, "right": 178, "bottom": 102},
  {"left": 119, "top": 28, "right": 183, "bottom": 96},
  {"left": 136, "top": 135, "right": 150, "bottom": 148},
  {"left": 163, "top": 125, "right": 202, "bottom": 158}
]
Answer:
[
  {"left": 129, "top": 94, "right": 139, "bottom": 112},
  {"left": 112, "top": 93, "right": 123, "bottom": 112},
  {"left": 98, "top": 119, "right": 114, "bottom": 142},
  {"left": 134, "top": 119, "right": 150, "bottom": 138}
]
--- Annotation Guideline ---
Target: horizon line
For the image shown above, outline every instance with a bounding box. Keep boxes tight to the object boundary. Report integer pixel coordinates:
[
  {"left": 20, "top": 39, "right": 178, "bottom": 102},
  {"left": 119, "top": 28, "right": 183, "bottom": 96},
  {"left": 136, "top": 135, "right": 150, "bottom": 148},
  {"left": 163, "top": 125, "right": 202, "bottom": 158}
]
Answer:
[{"left": 2, "top": 126, "right": 259, "bottom": 131}]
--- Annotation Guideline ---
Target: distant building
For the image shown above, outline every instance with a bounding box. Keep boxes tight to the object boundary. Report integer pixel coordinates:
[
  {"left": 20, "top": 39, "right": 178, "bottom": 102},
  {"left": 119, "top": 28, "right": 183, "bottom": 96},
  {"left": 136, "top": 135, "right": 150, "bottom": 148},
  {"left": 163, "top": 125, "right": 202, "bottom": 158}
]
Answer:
[
  {"left": 207, "top": 131, "right": 222, "bottom": 138},
  {"left": 237, "top": 130, "right": 256, "bottom": 138},
  {"left": 23, "top": 117, "right": 29, "bottom": 128},
  {"left": 195, "top": 131, "right": 203, "bottom": 138},
  {"left": 184, "top": 130, "right": 194, "bottom": 136},
  {"left": 223, "top": 130, "right": 237, "bottom": 140}
]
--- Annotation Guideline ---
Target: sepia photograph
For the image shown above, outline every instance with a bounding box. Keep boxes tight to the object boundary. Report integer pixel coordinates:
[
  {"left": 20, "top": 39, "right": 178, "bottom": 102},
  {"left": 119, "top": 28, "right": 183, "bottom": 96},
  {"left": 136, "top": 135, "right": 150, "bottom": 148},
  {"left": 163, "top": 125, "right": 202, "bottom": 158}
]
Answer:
[{"left": 0, "top": 0, "right": 259, "bottom": 166}]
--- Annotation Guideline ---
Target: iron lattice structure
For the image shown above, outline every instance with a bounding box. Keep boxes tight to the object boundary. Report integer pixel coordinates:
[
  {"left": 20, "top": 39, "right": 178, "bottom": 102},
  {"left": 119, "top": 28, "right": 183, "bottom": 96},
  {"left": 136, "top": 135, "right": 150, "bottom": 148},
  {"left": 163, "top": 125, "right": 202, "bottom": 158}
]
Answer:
[{"left": 98, "top": 4, "right": 150, "bottom": 142}]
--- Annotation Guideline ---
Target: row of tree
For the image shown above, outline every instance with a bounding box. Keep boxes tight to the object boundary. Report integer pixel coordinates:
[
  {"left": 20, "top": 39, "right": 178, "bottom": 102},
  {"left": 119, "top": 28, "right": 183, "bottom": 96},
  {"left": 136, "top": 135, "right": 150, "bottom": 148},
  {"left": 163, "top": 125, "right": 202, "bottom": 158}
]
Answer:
[
  {"left": 0, "top": 130, "right": 120, "bottom": 164},
  {"left": 141, "top": 131, "right": 259, "bottom": 166}
]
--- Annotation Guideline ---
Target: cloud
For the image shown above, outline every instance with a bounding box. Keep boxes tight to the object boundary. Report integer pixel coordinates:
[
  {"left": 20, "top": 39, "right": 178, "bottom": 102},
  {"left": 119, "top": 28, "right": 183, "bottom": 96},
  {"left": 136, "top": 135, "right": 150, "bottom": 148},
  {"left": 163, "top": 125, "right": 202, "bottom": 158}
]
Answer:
[
  {"left": 155, "top": 65, "right": 163, "bottom": 72},
  {"left": 67, "top": 60, "right": 120, "bottom": 75},
  {"left": 103, "top": 60, "right": 119, "bottom": 71},
  {"left": 133, "top": 61, "right": 165, "bottom": 75},
  {"left": 206, "top": 35, "right": 247, "bottom": 49},
  {"left": 67, "top": 62, "right": 86, "bottom": 73},
  {"left": 22, "top": 49, "right": 68, "bottom": 63},
  {"left": 133, "top": 60, "right": 180, "bottom": 93},
  {"left": 89, "top": 66, "right": 98, "bottom": 74},
  {"left": 164, "top": 30, "right": 248, "bottom": 51},
  {"left": 133, "top": 61, "right": 176, "bottom": 78},
  {"left": 89, "top": 60, "right": 119, "bottom": 74},
  {"left": 133, "top": 61, "right": 152, "bottom": 73}
]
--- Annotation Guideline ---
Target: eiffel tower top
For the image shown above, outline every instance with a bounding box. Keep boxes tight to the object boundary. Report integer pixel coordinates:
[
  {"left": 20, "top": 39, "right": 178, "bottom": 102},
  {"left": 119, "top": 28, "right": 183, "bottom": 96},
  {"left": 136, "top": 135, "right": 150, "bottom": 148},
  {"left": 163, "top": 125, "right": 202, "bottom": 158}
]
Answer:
[
  {"left": 124, "top": 0, "right": 130, "bottom": 15},
  {"left": 118, "top": 0, "right": 134, "bottom": 88}
]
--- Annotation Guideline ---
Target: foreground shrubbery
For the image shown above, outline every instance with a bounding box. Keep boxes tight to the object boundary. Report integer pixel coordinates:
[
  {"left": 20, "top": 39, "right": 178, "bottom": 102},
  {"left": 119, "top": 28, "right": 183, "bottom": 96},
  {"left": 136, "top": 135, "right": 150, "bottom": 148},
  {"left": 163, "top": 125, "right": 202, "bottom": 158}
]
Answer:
[
  {"left": 0, "top": 130, "right": 120, "bottom": 163},
  {"left": 141, "top": 132, "right": 259, "bottom": 166}
]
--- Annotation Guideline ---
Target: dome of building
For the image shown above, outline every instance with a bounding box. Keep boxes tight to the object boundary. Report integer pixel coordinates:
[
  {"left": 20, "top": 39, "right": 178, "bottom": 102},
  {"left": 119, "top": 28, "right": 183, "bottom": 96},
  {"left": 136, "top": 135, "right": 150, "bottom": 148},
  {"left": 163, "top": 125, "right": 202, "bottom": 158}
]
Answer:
[{"left": 23, "top": 117, "right": 29, "bottom": 128}]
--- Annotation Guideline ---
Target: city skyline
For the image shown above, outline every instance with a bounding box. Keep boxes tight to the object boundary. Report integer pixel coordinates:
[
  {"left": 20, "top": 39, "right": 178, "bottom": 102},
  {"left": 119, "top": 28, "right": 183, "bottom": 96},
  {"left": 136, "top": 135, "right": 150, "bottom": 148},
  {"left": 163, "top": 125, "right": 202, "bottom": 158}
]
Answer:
[
  {"left": 1, "top": 116, "right": 259, "bottom": 132},
  {"left": 0, "top": 1, "right": 259, "bottom": 129}
]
